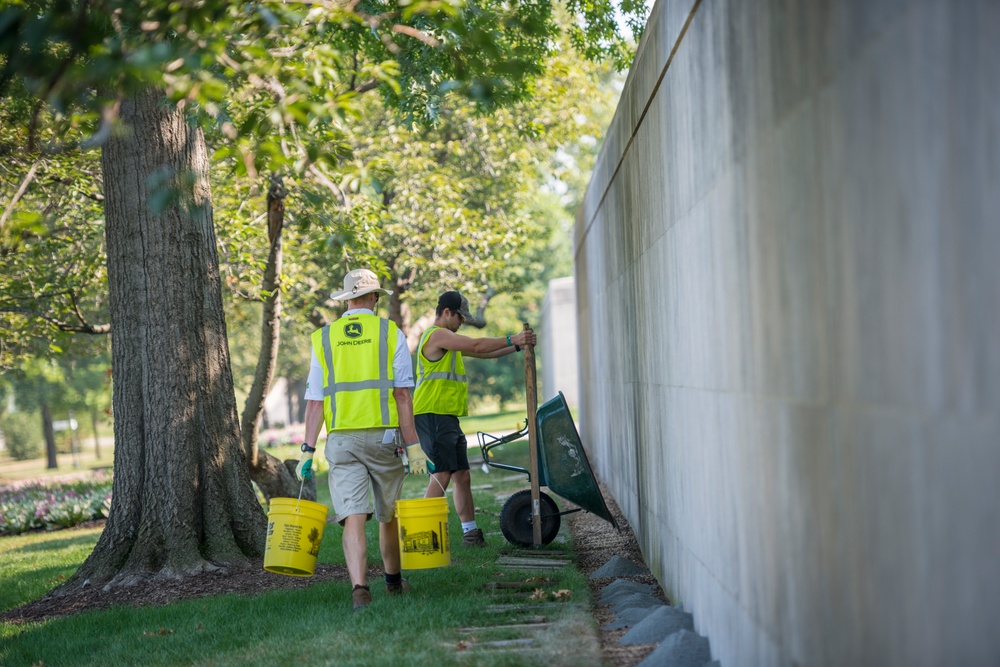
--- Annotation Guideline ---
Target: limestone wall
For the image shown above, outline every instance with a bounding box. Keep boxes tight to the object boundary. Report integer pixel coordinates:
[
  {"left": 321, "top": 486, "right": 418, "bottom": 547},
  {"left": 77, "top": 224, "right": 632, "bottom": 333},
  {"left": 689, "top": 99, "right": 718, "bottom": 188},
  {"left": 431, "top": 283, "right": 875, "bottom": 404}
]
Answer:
[{"left": 574, "top": 1, "right": 1000, "bottom": 664}]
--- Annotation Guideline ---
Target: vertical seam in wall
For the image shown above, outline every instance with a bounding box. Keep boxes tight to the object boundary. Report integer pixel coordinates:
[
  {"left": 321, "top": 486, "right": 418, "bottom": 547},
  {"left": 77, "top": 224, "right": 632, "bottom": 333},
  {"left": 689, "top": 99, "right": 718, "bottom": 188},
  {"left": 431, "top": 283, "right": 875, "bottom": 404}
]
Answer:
[{"left": 578, "top": 0, "right": 704, "bottom": 248}]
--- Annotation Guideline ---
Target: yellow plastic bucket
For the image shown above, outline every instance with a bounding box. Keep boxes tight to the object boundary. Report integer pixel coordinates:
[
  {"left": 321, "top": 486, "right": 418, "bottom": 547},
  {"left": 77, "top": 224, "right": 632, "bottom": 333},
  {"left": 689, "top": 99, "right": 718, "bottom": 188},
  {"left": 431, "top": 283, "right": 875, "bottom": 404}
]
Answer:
[
  {"left": 397, "top": 497, "right": 450, "bottom": 570},
  {"left": 264, "top": 497, "right": 329, "bottom": 576}
]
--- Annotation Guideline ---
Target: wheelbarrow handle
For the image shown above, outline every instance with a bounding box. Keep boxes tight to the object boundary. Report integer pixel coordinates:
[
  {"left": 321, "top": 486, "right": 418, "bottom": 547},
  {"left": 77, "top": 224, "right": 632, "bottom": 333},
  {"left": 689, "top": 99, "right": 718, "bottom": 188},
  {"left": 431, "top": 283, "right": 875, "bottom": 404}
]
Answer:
[{"left": 477, "top": 421, "right": 530, "bottom": 475}]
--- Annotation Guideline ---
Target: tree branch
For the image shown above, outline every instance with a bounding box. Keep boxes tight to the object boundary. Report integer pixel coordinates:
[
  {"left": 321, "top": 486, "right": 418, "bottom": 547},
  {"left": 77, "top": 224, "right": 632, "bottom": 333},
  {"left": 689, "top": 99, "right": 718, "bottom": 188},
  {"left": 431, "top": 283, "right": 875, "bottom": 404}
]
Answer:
[
  {"left": 392, "top": 24, "right": 440, "bottom": 48},
  {"left": 308, "top": 307, "right": 330, "bottom": 329},
  {"left": 0, "top": 306, "right": 109, "bottom": 334},
  {"left": 465, "top": 287, "right": 494, "bottom": 329},
  {"left": 307, "top": 164, "right": 351, "bottom": 208},
  {"left": 46, "top": 178, "right": 105, "bottom": 202},
  {"left": 0, "top": 160, "right": 42, "bottom": 231}
]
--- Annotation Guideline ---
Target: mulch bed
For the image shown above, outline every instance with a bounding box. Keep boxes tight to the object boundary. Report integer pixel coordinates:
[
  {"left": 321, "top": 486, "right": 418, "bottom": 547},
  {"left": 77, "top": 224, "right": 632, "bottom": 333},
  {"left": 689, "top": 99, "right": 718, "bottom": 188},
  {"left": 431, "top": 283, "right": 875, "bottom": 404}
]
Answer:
[{"left": 4, "top": 491, "right": 664, "bottom": 667}]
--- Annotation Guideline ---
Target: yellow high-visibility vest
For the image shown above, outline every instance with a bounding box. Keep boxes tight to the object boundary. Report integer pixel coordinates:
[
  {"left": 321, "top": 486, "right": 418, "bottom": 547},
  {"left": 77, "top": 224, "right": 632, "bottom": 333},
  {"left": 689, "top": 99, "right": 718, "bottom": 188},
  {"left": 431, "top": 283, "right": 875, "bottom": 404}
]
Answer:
[
  {"left": 311, "top": 313, "right": 399, "bottom": 431},
  {"left": 413, "top": 326, "right": 468, "bottom": 417}
]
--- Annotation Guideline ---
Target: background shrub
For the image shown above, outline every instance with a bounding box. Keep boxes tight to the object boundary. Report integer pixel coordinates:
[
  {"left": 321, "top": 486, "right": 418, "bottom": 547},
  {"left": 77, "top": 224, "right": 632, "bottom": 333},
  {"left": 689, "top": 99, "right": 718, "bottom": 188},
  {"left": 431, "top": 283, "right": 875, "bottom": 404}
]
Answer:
[
  {"left": 0, "top": 412, "right": 42, "bottom": 461},
  {"left": 0, "top": 471, "right": 113, "bottom": 535}
]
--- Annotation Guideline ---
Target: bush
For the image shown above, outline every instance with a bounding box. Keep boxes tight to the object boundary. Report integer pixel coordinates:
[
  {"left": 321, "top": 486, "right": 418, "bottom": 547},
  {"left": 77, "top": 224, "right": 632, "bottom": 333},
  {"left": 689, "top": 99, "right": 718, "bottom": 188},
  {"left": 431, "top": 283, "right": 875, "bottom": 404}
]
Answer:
[
  {"left": 0, "top": 471, "right": 113, "bottom": 535},
  {"left": 1, "top": 412, "right": 42, "bottom": 461},
  {"left": 55, "top": 430, "right": 74, "bottom": 454}
]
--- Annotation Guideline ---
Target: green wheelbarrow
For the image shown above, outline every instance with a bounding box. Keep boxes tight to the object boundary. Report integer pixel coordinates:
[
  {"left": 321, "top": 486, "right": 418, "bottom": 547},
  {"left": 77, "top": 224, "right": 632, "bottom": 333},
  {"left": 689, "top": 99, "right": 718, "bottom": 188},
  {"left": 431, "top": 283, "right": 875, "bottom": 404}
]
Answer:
[{"left": 477, "top": 391, "right": 618, "bottom": 547}]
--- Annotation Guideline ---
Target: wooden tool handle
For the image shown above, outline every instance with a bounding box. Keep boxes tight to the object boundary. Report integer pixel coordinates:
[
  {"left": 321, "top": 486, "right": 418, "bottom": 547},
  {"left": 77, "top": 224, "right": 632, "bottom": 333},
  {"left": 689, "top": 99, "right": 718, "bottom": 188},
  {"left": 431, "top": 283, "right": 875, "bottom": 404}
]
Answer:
[{"left": 523, "top": 322, "right": 542, "bottom": 546}]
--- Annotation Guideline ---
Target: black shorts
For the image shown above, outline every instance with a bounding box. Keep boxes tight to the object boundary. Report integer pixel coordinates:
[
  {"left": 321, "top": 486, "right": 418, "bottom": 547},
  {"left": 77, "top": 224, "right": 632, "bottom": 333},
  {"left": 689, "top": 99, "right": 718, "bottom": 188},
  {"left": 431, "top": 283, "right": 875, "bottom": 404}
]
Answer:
[{"left": 414, "top": 413, "right": 469, "bottom": 473}]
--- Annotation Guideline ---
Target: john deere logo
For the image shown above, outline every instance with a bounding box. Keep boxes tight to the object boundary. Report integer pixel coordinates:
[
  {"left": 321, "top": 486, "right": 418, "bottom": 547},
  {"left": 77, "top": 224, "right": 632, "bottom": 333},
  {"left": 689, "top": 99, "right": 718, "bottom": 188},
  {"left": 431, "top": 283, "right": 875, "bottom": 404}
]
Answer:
[{"left": 344, "top": 322, "right": 363, "bottom": 339}]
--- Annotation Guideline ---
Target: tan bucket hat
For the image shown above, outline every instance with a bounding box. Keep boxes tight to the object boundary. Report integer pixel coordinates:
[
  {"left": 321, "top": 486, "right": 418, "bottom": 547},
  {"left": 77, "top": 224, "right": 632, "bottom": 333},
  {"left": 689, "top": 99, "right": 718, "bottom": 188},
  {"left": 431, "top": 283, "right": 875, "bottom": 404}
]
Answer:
[{"left": 329, "top": 268, "right": 393, "bottom": 301}]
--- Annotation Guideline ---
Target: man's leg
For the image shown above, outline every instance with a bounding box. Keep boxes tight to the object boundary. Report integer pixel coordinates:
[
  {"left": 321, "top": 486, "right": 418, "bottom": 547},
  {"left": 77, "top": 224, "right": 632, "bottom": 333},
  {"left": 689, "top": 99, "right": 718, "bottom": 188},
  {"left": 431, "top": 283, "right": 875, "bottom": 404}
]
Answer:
[
  {"left": 379, "top": 515, "right": 401, "bottom": 574},
  {"left": 451, "top": 469, "right": 475, "bottom": 523},
  {"left": 342, "top": 514, "right": 368, "bottom": 587},
  {"left": 424, "top": 470, "right": 452, "bottom": 498}
]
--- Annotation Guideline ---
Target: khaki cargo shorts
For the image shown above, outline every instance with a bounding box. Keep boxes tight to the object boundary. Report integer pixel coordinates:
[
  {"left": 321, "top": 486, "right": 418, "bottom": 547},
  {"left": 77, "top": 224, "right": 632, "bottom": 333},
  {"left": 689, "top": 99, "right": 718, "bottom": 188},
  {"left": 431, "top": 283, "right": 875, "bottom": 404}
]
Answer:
[{"left": 324, "top": 428, "right": 405, "bottom": 525}]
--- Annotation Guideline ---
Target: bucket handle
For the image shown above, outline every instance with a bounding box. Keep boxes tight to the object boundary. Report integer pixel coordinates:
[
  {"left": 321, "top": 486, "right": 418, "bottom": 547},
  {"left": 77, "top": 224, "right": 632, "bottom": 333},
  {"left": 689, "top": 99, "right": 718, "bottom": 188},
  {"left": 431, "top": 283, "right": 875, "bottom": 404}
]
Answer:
[{"left": 295, "top": 477, "right": 305, "bottom": 512}]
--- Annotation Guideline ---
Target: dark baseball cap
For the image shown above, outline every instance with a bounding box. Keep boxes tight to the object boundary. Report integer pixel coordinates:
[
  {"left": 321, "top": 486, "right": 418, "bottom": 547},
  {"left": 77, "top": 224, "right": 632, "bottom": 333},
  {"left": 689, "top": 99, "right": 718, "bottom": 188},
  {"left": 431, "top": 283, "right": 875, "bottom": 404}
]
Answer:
[{"left": 438, "top": 291, "right": 472, "bottom": 319}]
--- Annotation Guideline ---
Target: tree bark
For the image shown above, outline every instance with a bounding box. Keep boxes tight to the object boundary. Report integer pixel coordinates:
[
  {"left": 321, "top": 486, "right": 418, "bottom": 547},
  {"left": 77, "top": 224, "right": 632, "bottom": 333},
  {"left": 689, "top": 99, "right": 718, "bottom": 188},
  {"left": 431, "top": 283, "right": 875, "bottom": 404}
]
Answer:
[
  {"left": 90, "top": 409, "right": 101, "bottom": 460},
  {"left": 41, "top": 401, "right": 57, "bottom": 469},
  {"left": 64, "top": 87, "right": 266, "bottom": 591},
  {"left": 238, "top": 175, "right": 313, "bottom": 502}
]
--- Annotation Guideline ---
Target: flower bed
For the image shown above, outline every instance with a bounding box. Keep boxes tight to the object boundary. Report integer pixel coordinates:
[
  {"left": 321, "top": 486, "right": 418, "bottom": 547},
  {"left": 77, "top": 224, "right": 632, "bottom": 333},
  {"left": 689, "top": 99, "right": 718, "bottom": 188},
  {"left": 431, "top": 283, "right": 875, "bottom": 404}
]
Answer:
[{"left": 0, "top": 472, "right": 112, "bottom": 535}]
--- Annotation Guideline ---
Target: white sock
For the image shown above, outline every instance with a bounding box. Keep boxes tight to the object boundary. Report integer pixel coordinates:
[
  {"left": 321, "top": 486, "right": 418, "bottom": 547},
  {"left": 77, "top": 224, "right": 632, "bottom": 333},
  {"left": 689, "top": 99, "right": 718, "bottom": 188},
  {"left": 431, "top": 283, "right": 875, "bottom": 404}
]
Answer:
[{"left": 462, "top": 521, "right": 478, "bottom": 533}]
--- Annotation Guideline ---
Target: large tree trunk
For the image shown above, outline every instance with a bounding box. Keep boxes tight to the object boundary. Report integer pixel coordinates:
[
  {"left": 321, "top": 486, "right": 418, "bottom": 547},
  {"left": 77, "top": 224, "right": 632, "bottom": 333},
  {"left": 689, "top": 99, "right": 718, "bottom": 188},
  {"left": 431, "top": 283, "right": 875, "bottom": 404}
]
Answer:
[
  {"left": 65, "top": 87, "right": 266, "bottom": 590},
  {"left": 239, "top": 175, "right": 313, "bottom": 502}
]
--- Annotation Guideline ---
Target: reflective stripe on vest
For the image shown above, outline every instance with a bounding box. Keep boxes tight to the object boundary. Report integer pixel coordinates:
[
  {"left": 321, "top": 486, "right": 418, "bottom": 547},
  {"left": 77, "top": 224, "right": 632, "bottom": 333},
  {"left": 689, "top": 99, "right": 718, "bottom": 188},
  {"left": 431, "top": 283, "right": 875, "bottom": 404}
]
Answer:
[
  {"left": 413, "top": 326, "right": 468, "bottom": 416},
  {"left": 311, "top": 315, "right": 398, "bottom": 430}
]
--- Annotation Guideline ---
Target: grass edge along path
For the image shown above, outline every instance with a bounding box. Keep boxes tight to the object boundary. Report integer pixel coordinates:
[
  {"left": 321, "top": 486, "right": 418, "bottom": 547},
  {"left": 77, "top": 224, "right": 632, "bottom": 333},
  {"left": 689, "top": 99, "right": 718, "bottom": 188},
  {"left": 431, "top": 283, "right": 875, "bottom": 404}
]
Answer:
[{"left": 1, "top": 442, "right": 604, "bottom": 667}]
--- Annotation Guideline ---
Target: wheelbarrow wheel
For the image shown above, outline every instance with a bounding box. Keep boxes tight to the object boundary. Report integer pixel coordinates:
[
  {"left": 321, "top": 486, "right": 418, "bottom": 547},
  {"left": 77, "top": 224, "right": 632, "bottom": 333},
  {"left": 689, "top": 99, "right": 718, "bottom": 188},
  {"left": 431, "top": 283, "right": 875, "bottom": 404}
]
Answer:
[{"left": 499, "top": 489, "right": 561, "bottom": 547}]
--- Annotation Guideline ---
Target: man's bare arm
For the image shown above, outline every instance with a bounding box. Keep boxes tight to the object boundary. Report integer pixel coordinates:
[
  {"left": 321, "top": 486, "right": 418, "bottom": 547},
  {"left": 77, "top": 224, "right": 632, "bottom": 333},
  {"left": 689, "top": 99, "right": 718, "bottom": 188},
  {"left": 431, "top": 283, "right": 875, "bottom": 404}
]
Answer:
[
  {"left": 393, "top": 386, "right": 420, "bottom": 444},
  {"left": 303, "top": 399, "right": 325, "bottom": 448},
  {"left": 424, "top": 327, "right": 535, "bottom": 360}
]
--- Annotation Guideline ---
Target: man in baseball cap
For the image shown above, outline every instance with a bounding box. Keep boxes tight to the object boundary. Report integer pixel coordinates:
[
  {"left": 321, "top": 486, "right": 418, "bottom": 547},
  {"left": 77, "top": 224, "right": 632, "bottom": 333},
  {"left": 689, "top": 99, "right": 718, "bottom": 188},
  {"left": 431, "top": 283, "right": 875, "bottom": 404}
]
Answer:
[{"left": 411, "top": 291, "right": 536, "bottom": 547}]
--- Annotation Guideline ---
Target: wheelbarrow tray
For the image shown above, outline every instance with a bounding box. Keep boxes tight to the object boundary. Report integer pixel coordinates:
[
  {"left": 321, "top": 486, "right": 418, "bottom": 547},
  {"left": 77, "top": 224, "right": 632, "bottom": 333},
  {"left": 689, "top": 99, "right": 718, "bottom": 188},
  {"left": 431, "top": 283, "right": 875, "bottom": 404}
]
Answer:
[{"left": 535, "top": 392, "right": 617, "bottom": 529}]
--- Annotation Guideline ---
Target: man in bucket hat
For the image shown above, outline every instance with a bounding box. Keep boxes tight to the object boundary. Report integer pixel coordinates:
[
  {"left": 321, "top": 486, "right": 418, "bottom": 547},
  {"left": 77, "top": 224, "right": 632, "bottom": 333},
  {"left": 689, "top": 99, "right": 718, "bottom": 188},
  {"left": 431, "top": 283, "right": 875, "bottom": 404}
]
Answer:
[
  {"left": 413, "top": 291, "right": 536, "bottom": 547},
  {"left": 298, "top": 268, "right": 431, "bottom": 611}
]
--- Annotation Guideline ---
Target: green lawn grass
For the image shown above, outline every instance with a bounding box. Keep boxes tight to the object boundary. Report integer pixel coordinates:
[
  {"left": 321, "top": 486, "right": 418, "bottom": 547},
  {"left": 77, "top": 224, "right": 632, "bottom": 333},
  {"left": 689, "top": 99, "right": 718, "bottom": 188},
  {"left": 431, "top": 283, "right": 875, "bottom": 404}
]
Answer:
[
  {"left": 0, "top": 444, "right": 115, "bottom": 483},
  {"left": 460, "top": 409, "right": 530, "bottom": 437},
  {"left": 1, "top": 439, "right": 601, "bottom": 667},
  {"left": 0, "top": 527, "right": 105, "bottom": 613}
]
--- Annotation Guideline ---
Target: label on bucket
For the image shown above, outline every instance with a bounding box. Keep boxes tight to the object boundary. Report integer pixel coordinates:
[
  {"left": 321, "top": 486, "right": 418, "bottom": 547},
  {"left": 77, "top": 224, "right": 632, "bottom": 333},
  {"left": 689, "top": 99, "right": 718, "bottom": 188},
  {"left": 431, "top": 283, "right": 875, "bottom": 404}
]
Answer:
[
  {"left": 397, "top": 498, "right": 450, "bottom": 569},
  {"left": 401, "top": 521, "right": 448, "bottom": 556},
  {"left": 402, "top": 527, "right": 439, "bottom": 554},
  {"left": 267, "top": 521, "right": 322, "bottom": 556}
]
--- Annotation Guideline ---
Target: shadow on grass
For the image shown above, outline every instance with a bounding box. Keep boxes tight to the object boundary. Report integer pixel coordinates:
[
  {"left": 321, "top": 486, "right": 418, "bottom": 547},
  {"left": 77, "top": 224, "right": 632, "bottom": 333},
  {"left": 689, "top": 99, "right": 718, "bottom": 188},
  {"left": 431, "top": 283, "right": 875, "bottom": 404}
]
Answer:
[
  {"left": 8, "top": 532, "right": 104, "bottom": 555},
  {"left": 0, "top": 564, "right": 78, "bottom": 615}
]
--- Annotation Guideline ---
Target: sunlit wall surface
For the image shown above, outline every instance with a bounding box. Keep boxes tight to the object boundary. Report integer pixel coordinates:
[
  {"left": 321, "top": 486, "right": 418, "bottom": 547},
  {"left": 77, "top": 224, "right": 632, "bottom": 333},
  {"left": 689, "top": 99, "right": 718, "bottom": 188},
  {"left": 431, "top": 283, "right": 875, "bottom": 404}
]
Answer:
[
  {"left": 540, "top": 276, "right": 580, "bottom": 406},
  {"left": 575, "top": 2, "right": 1000, "bottom": 665}
]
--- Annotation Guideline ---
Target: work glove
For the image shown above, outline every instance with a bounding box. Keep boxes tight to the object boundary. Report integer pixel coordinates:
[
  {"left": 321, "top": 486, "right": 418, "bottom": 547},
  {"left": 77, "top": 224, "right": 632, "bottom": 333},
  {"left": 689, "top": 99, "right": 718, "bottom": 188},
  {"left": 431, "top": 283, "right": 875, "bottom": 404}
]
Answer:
[
  {"left": 296, "top": 445, "right": 315, "bottom": 481},
  {"left": 404, "top": 442, "right": 435, "bottom": 475}
]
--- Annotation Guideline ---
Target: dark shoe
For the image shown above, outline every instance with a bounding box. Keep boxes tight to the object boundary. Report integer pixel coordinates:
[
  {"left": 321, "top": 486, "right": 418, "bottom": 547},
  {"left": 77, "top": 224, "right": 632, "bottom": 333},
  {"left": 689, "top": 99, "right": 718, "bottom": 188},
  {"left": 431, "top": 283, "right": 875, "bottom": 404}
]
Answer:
[
  {"left": 386, "top": 578, "right": 411, "bottom": 595},
  {"left": 352, "top": 585, "right": 372, "bottom": 611},
  {"left": 462, "top": 528, "right": 486, "bottom": 547}
]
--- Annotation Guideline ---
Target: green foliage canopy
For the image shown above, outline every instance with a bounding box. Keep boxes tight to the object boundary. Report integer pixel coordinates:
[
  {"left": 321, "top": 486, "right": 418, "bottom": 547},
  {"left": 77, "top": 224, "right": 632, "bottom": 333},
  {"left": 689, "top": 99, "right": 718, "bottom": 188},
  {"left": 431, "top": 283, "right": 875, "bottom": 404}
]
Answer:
[{"left": 1, "top": 0, "right": 643, "bottom": 399}]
